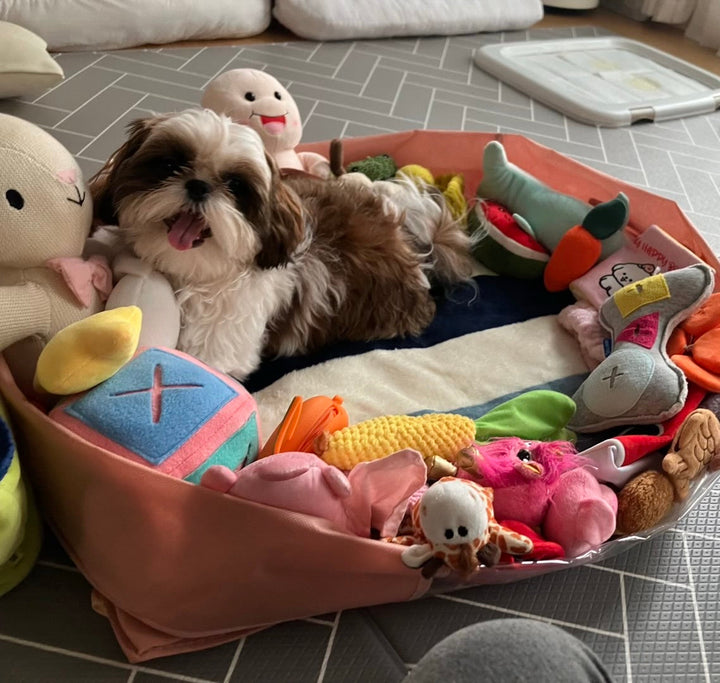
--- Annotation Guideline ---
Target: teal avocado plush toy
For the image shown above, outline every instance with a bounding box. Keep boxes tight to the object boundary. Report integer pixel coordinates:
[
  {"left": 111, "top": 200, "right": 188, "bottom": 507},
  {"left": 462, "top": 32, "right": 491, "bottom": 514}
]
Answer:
[{"left": 473, "top": 141, "right": 629, "bottom": 290}]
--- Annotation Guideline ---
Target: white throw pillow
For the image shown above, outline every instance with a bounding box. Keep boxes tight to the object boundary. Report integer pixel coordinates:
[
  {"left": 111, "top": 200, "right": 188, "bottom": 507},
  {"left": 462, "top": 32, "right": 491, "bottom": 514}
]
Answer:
[
  {"left": 0, "top": 21, "right": 63, "bottom": 99},
  {"left": 273, "top": 0, "right": 544, "bottom": 41},
  {"left": 0, "top": 0, "right": 271, "bottom": 51}
]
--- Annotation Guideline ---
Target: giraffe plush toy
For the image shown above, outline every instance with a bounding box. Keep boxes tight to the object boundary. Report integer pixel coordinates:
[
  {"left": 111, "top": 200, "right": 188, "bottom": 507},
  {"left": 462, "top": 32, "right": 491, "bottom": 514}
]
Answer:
[{"left": 392, "top": 477, "right": 533, "bottom": 578}]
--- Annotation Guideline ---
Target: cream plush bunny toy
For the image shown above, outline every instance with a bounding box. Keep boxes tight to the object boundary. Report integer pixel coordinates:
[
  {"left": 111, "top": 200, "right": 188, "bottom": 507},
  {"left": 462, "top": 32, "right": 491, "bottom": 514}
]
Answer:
[
  {"left": 202, "top": 68, "right": 332, "bottom": 178},
  {"left": 0, "top": 113, "right": 112, "bottom": 383}
]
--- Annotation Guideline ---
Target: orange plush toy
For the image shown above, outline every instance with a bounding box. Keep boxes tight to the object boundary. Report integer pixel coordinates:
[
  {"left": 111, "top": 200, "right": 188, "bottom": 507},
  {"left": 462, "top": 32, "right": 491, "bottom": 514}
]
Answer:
[
  {"left": 668, "top": 292, "right": 720, "bottom": 392},
  {"left": 473, "top": 140, "right": 629, "bottom": 293}
]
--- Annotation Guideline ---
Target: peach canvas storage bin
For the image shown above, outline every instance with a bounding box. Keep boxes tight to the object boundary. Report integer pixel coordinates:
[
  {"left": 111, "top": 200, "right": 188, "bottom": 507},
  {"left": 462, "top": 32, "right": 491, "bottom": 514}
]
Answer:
[{"left": 2, "top": 130, "right": 720, "bottom": 662}]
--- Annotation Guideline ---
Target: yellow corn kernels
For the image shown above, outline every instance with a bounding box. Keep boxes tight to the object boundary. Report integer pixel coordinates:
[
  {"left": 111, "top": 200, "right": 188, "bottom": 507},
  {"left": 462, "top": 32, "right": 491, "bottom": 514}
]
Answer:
[{"left": 318, "top": 413, "right": 476, "bottom": 470}]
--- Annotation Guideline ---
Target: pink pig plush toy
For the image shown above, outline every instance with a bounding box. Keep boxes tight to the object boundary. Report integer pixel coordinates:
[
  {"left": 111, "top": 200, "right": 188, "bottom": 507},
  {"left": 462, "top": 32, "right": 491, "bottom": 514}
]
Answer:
[
  {"left": 200, "top": 449, "right": 427, "bottom": 538},
  {"left": 202, "top": 68, "right": 332, "bottom": 178}
]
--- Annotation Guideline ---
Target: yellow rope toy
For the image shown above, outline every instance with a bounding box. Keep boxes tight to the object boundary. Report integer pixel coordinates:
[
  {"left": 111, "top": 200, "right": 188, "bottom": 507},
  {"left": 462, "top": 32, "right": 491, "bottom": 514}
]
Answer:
[{"left": 398, "top": 164, "right": 468, "bottom": 221}]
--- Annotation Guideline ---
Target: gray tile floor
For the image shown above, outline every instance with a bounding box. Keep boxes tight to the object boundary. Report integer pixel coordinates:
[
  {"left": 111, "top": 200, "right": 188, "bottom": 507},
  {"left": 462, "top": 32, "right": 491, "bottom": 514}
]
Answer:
[{"left": 2, "top": 27, "right": 720, "bottom": 682}]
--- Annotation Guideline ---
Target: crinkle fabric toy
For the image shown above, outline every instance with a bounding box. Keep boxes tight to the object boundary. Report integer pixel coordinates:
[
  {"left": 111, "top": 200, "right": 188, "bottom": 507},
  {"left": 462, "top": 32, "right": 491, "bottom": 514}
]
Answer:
[
  {"left": 50, "top": 347, "right": 260, "bottom": 484},
  {"left": 0, "top": 113, "right": 111, "bottom": 378},
  {"left": 474, "top": 141, "right": 629, "bottom": 292},
  {"left": 315, "top": 413, "right": 476, "bottom": 470},
  {"left": 570, "top": 264, "right": 715, "bottom": 433},
  {"left": 201, "top": 448, "right": 427, "bottom": 539},
  {"left": 202, "top": 68, "right": 332, "bottom": 178},
  {"left": 391, "top": 477, "right": 533, "bottom": 579}
]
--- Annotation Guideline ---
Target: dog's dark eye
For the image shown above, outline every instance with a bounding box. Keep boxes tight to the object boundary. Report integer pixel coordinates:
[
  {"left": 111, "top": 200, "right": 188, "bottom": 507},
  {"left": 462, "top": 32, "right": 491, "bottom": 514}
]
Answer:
[
  {"left": 225, "top": 175, "right": 252, "bottom": 202},
  {"left": 244, "top": 91, "right": 256, "bottom": 102},
  {"left": 5, "top": 189, "right": 24, "bottom": 210},
  {"left": 274, "top": 91, "right": 282, "bottom": 100},
  {"left": 150, "top": 155, "right": 185, "bottom": 179}
]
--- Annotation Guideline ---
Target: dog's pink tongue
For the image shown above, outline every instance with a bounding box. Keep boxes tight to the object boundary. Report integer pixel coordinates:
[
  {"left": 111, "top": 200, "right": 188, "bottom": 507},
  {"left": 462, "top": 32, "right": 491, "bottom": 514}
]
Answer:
[{"left": 167, "top": 212, "right": 206, "bottom": 251}]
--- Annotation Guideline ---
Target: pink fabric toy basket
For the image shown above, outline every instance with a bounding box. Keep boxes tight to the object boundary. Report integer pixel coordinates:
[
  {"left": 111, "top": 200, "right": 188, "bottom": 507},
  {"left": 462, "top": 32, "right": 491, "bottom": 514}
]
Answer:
[{"left": 2, "top": 131, "right": 719, "bottom": 663}]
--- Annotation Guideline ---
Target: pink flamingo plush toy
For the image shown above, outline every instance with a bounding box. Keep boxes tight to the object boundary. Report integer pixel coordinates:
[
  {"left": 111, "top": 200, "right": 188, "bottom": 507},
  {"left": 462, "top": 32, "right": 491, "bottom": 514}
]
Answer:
[{"left": 443, "top": 437, "right": 618, "bottom": 557}]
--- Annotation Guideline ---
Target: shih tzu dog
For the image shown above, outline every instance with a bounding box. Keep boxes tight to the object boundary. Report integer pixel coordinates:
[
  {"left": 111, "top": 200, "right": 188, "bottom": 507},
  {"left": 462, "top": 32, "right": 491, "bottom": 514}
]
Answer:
[{"left": 91, "top": 108, "right": 473, "bottom": 379}]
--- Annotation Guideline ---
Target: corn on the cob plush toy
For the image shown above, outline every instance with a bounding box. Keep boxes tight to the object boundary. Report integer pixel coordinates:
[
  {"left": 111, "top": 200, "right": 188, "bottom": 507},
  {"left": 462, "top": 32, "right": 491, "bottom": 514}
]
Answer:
[{"left": 315, "top": 413, "right": 476, "bottom": 471}]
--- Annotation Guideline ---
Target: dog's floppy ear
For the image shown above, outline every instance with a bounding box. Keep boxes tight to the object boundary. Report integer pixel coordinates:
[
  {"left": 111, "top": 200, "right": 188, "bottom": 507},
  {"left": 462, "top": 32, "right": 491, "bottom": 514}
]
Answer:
[
  {"left": 89, "top": 116, "right": 162, "bottom": 225},
  {"left": 255, "top": 153, "right": 304, "bottom": 269}
]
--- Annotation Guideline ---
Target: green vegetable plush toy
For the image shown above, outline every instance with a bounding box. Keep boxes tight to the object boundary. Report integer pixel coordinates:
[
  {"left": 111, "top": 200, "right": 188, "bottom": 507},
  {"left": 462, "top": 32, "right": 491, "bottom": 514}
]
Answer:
[{"left": 472, "top": 141, "right": 629, "bottom": 292}]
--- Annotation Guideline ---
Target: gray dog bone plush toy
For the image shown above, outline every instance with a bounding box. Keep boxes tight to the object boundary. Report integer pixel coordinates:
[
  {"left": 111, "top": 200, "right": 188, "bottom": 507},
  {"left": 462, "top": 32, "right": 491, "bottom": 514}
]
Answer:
[{"left": 569, "top": 263, "right": 715, "bottom": 433}]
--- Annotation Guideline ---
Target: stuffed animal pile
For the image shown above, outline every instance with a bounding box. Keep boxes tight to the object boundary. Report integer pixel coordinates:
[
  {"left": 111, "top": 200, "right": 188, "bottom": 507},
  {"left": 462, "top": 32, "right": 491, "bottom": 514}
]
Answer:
[{"left": 3, "top": 66, "right": 720, "bottom": 594}]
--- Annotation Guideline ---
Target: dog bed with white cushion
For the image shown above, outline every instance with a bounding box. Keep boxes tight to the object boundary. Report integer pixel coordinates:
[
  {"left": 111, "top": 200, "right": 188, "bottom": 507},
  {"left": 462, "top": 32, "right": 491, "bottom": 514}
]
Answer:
[
  {"left": 0, "top": 0, "right": 271, "bottom": 51},
  {"left": 273, "top": 0, "right": 544, "bottom": 41}
]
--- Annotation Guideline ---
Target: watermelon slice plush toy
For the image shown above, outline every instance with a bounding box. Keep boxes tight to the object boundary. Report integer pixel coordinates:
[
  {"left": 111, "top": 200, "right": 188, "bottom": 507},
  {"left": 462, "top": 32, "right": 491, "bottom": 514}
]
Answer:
[{"left": 470, "top": 199, "right": 550, "bottom": 279}]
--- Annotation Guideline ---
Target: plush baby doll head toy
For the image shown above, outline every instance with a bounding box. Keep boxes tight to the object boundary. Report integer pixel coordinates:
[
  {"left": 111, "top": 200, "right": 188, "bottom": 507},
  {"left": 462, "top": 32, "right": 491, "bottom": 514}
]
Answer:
[
  {"left": 202, "top": 68, "right": 331, "bottom": 178},
  {"left": 0, "top": 113, "right": 110, "bottom": 384}
]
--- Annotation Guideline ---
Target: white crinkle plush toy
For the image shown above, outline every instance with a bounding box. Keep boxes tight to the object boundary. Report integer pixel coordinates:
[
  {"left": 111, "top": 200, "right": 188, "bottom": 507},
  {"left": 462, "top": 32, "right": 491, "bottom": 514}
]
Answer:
[{"left": 202, "top": 68, "right": 332, "bottom": 178}]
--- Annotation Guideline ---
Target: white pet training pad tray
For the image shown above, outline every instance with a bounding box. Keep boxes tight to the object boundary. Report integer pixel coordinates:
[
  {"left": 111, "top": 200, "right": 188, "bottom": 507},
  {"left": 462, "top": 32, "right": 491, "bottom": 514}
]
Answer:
[{"left": 474, "top": 37, "right": 720, "bottom": 127}]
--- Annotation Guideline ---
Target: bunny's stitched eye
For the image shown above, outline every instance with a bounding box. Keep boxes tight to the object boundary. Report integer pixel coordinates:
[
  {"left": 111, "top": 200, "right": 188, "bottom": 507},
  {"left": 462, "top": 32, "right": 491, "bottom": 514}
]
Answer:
[
  {"left": 5, "top": 189, "right": 24, "bottom": 210},
  {"left": 274, "top": 91, "right": 282, "bottom": 100},
  {"left": 244, "top": 91, "right": 256, "bottom": 102}
]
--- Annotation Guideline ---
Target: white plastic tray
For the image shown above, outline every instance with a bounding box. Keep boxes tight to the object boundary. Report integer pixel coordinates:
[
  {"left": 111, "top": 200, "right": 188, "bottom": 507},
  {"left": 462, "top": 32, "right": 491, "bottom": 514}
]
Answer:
[{"left": 474, "top": 36, "right": 720, "bottom": 127}]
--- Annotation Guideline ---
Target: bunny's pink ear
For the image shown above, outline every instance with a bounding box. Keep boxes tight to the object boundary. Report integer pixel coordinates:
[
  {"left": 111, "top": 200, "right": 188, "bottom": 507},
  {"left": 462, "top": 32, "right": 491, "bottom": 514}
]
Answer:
[{"left": 57, "top": 169, "right": 78, "bottom": 185}]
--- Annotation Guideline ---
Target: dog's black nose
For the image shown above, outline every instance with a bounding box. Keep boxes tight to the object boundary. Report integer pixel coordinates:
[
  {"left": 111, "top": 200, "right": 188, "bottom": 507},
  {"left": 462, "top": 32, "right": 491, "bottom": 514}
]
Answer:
[{"left": 185, "top": 179, "right": 211, "bottom": 202}]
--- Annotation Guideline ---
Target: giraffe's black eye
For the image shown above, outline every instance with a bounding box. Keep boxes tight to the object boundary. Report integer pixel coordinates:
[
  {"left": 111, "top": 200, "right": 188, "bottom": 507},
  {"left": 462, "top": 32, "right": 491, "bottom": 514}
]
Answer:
[
  {"left": 444, "top": 529, "right": 454, "bottom": 540},
  {"left": 274, "top": 91, "right": 282, "bottom": 100},
  {"left": 457, "top": 526, "right": 468, "bottom": 537},
  {"left": 5, "top": 189, "right": 24, "bottom": 210},
  {"left": 244, "top": 91, "right": 256, "bottom": 102}
]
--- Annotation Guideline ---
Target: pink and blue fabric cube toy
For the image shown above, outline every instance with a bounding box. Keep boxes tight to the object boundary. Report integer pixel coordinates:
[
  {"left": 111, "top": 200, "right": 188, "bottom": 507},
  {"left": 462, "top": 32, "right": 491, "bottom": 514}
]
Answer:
[{"left": 51, "top": 348, "right": 259, "bottom": 483}]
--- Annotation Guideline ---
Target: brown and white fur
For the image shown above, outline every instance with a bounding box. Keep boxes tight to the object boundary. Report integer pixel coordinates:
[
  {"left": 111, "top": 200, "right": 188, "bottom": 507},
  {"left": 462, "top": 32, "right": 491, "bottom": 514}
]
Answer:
[{"left": 91, "top": 108, "right": 473, "bottom": 379}]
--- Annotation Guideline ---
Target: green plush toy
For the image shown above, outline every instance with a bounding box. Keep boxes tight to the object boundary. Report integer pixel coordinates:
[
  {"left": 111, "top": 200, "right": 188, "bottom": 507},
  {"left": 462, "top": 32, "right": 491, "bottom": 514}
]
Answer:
[
  {"left": 346, "top": 153, "right": 398, "bottom": 181},
  {"left": 474, "top": 390, "right": 577, "bottom": 444},
  {"left": 0, "top": 395, "right": 42, "bottom": 597},
  {"left": 473, "top": 141, "right": 629, "bottom": 291}
]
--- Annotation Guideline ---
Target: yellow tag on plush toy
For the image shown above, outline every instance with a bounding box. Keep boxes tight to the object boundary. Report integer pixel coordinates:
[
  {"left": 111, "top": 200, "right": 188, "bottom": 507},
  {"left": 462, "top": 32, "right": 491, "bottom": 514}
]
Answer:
[{"left": 614, "top": 274, "right": 670, "bottom": 318}]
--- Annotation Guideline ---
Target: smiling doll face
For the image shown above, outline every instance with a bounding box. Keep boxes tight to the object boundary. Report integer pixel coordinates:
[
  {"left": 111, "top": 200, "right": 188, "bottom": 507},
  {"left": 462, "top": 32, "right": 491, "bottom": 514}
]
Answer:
[
  {"left": 0, "top": 114, "right": 92, "bottom": 268},
  {"left": 201, "top": 68, "right": 303, "bottom": 156}
]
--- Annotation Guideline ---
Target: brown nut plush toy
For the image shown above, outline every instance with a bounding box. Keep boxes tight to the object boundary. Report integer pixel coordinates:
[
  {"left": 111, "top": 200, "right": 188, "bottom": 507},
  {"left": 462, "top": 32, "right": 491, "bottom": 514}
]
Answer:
[
  {"left": 616, "top": 408, "right": 720, "bottom": 534},
  {"left": 0, "top": 114, "right": 111, "bottom": 381}
]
